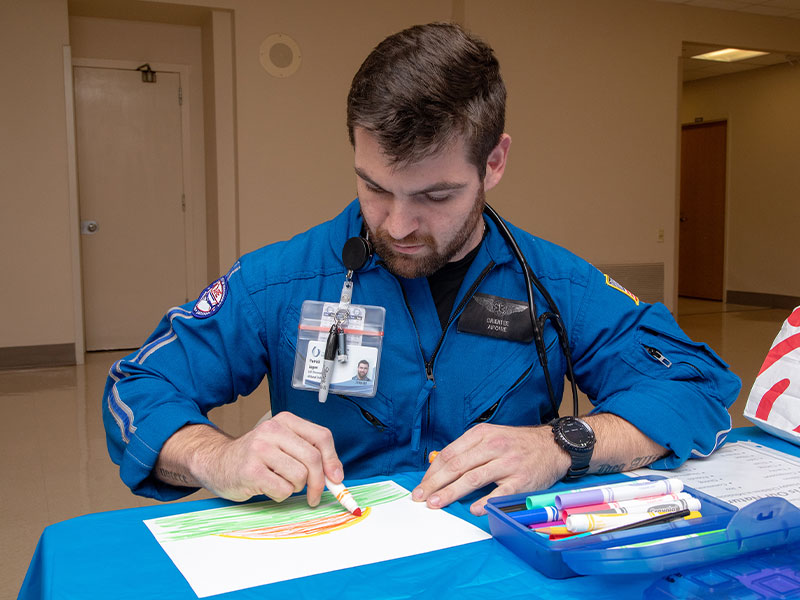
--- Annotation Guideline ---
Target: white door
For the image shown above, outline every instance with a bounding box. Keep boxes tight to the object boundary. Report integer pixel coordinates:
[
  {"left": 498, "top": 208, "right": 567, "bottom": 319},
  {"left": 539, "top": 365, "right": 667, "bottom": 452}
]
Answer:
[{"left": 75, "top": 66, "right": 188, "bottom": 350}]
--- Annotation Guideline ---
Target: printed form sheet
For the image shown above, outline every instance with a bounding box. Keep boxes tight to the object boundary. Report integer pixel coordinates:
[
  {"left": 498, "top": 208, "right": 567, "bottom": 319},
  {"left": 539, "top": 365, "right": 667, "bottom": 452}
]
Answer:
[{"left": 626, "top": 441, "right": 800, "bottom": 508}]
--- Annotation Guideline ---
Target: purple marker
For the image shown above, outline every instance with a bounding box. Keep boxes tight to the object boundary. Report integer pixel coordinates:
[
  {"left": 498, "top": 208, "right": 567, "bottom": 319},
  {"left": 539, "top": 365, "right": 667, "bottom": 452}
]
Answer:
[{"left": 555, "top": 478, "right": 684, "bottom": 510}]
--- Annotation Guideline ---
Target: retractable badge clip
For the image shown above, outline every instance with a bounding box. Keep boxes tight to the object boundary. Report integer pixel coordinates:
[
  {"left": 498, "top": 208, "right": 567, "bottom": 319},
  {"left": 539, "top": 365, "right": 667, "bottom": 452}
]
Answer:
[{"left": 317, "top": 236, "right": 372, "bottom": 403}]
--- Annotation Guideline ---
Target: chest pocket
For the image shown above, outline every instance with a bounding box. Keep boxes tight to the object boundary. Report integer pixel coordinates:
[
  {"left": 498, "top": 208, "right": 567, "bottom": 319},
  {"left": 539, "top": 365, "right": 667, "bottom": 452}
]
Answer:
[{"left": 453, "top": 325, "right": 561, "bottom": 427}]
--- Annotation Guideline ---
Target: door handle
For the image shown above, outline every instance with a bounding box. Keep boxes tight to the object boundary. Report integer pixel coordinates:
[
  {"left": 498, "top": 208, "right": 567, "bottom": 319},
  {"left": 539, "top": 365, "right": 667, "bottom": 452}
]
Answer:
[{"left": 81, "top": 220, "right": 99, "bottom": 234}]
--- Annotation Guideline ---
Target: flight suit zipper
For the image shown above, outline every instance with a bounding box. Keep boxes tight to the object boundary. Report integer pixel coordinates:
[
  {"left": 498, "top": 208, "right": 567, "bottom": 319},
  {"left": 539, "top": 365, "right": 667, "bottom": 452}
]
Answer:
[
  {"left": 645, "top": 345, "right": 704, "bottom": 376},
  {"left": 395, "top": 260, "right": 496, "bottom": 460}
]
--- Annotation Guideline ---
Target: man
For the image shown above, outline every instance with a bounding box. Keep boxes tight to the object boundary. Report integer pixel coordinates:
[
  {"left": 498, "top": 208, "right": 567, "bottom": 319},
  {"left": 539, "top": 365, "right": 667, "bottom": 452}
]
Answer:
[
  {"left": 352, "top": 360, "right": 371, "bottom": 383},
  {"left": 103, "top": 23, "right": 740, "bottom": 516}
]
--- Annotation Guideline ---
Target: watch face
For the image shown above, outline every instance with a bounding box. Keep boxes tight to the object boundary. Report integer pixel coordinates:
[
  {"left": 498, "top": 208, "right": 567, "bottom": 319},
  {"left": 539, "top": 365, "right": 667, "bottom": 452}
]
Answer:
[{"left": 559, "top": 418, "right": 595, "bottom": 448}]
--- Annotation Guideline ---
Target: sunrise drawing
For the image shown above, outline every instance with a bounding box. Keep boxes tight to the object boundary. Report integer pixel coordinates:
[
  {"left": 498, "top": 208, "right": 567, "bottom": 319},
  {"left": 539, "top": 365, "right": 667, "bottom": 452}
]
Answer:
[{"left": 148, "top": 480, "right": 406, "bottom": 543}]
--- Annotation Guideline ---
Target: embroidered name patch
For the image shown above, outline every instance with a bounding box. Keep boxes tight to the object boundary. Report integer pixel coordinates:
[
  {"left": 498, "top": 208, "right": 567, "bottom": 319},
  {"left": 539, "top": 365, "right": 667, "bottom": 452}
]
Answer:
[
  {"left": 457, "top": 293, "right": 533, "bottom": 343},
  {"left": 192, "top": 277, "right": 228, "bottom": 318},
  {"left": 605, "top": 275, "right": 640, "bottom": 305}
]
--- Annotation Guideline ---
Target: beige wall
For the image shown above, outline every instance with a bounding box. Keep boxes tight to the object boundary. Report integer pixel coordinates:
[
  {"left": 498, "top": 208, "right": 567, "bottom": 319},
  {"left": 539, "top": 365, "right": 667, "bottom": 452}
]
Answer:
[
  {"left": 3, "top": 0, "right": 800, "bottom": 359},
  {"left": 682, "top": 63, "right": 800, "bottom": 298},
  {"left": 467, "top": 0, "right": 682, "bottom": 270},
  {"left": 0, "top": 1, "right": 73, "bottom": 348},
  {"left": 228, "top": 1, "right": 455, "bottom": 258},
  {"left": 465, "top": 0, "right": 800, "bottom": 308}
]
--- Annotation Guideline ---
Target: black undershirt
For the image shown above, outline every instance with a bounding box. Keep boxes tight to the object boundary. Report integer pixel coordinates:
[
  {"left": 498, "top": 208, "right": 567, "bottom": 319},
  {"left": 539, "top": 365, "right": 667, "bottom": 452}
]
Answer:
[{"left": 427, "top": 239, "right": 483, "bottom": 330}]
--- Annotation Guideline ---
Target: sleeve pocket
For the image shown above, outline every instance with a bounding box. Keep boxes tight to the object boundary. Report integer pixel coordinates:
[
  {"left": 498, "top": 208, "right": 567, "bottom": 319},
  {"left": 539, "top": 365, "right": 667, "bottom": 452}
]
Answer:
[{"left": 621, "top": 326, "right": 733, "bottom": 400}]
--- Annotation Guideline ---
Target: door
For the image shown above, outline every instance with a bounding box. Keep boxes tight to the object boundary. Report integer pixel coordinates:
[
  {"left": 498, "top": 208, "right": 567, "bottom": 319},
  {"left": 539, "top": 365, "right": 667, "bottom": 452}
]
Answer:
[
  {"left": 75, "top": 66, "right": 188, "bottom": 350},
  {"left": 679, "top": 121, "right": 727, "bottom": 301}
]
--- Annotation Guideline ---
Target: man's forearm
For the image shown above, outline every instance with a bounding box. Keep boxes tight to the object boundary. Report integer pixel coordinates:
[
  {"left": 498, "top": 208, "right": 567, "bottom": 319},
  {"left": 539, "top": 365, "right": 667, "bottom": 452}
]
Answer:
[
  {"left": 155, "top": 424, "right": 231, "bottom": 489},
  {"left": 581, "top": 413, "right": 668, "bottom": 476}
]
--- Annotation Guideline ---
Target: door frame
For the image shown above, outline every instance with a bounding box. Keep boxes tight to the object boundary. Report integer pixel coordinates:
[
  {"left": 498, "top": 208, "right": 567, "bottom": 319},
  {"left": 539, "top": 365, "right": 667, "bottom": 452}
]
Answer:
[
  {"left": 677, "top": 117, "right": 732, "bottom": 302},
  {"left": 65, "top": 55, "right": 204, "bottom": 359}
]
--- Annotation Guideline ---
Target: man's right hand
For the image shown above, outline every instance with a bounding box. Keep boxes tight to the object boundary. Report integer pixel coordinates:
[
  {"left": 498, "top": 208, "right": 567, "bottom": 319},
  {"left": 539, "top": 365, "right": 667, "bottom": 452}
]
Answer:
[{"left": 155, "top": 411, "right": 343, "bottom": 506}]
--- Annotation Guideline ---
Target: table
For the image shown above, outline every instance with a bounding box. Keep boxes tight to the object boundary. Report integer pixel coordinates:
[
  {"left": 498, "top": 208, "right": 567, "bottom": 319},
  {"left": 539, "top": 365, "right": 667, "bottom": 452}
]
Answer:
[{"left": 19, "top": 427, "right": 800, "bottom": 600}]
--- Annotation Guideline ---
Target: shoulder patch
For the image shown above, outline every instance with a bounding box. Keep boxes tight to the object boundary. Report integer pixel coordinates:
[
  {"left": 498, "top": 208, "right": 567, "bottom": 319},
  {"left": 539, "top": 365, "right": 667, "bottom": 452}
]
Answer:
[
  {"left": 604, "top": 274, "right": 640, "bottom": 306},
  {"left": 192, "top": 277, "right": 228, "bottom": 319}
]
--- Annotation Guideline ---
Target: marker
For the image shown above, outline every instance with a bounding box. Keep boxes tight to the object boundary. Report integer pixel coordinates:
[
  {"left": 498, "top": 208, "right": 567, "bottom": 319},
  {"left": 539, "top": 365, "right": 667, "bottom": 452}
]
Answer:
[
  {"left": 612, "top": 528, "right": 725, "bottom": 549},
  {"left": 318, "top": 324, "right": 338, "bottom": 403},
  {"left": 499, "top": 503, "right": 529, "bottom": 514},
  {"left": 588, "top": 508, "right": 695, "bottom": 535},
  {"left": 510, "top": 506, "right": 561, "bottom": 526},
  {"left": 428, "top": 451, "right": 440, "bottom": 463},
  {"left": 541, "top": 510, "right": 698, "bottom": 539},
  {"left": 525, "top": 480, "right": 633, "bottom": 510},
  {"left": 555, "top": 478, "right": 684, "bottom": 510},
  {"left": 566, "top": 510, "right": 687, "bottom": 533},
  {"left": 561, "top": 493, "right": 700, "bottom": 518},
  {"left": 325, "top": 476, "right": 362, "bottom": 516}
]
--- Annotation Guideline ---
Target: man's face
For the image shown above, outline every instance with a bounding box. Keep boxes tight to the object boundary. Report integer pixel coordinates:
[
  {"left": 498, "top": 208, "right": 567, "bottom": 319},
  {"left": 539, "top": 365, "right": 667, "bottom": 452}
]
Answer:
[
  {"left": 357, "top": 362, "right": 369, "bottom": 379},
  {"left": 354, "top": 128, "right": 486, "bottom": 279}
]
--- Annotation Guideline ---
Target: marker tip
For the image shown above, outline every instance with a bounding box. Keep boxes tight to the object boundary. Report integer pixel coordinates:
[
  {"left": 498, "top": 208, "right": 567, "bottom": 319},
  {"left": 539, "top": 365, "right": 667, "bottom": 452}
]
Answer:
[{"left": 352, "top": 508, "right": 362, "bottom": 517}]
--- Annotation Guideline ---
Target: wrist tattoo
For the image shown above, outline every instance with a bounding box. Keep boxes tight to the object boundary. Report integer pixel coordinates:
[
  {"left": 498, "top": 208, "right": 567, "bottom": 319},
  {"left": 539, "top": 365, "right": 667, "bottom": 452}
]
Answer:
[
  {"left": 595, "top": 454, "right": 664, "bottom": 475},
  {"left": 629, "top": 454, "right": 663, "bottom": 469},
  {"left": 596, "top": 463, "right": 625, "bottom": 474},
  {"left": 157, "top": 467, "right": 192, "bottom": 486}
]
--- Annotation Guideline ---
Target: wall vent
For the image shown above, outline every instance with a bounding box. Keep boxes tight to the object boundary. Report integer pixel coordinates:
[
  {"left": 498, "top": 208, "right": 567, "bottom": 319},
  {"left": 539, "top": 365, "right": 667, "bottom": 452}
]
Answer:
[{"left": 595, "top": 263, "right": 664, "bottom": 305}]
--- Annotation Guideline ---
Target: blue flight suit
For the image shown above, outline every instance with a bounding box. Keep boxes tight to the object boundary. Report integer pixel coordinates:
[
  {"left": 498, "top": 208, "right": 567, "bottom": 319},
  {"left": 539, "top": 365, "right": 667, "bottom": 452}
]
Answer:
[{"left": 103, "top": 199, "right": 741, "bottom": 500}]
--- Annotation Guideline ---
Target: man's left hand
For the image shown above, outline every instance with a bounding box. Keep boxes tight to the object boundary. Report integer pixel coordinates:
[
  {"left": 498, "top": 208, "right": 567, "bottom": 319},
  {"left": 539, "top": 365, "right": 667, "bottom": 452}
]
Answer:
[{"left": 412, "top": 423, "right": 570, "bottom": 516}]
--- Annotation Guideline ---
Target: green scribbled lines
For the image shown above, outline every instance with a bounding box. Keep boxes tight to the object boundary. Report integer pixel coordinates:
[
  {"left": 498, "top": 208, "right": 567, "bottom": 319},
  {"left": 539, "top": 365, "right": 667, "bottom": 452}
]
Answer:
[{"left": 150, "top": 481, "right": 409, "bottom": 542}]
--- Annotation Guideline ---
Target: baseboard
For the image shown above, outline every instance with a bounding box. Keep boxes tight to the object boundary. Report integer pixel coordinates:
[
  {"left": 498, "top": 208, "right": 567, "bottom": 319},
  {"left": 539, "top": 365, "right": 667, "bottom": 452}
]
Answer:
[
  {"left": 0, "top": 344, "right": 76, "bottom": 370},
  {"left": 726, "top": 290, "right": 800, "bottom": 310}
]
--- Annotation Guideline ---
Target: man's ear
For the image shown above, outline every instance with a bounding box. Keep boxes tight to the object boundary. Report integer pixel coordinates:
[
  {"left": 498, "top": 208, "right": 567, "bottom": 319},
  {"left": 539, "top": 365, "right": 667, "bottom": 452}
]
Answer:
[{"left": 483, "top": 134, "right": 512, "bottom": 192}]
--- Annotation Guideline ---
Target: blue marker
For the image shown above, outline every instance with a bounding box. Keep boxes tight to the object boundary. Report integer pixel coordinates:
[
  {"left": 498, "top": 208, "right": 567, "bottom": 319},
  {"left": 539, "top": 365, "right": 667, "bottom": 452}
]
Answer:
[{"left": 512, "top": 505, "right": 561, "bottom": 526}]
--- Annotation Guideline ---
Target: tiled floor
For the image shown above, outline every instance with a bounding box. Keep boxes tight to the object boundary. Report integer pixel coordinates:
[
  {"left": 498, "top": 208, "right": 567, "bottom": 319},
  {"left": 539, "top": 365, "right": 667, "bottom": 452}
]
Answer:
[{"left": 0, "top": 298, "right": 792, "bottom": 597}]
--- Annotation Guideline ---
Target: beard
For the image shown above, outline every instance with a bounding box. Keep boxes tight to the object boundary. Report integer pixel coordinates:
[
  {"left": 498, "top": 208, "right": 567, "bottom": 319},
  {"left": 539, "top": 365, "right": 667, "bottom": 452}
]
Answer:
[{"left": 368, "top": 187, "right": 486, "bottom": 279}]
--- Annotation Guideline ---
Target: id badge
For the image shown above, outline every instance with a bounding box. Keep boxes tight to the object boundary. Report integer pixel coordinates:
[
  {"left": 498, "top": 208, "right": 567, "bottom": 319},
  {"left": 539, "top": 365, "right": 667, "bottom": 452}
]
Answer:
[{"left": 291, "top": 300, "right": 385, "bottom": 398}]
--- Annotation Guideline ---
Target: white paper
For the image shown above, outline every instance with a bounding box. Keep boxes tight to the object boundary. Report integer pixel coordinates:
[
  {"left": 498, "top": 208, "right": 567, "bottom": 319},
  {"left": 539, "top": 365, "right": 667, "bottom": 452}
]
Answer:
[
  {"left": 625, "top": 441, "right": 800, "bottom": 508},
  {"left": 144, "top": 480, "right": 489, "bottom": 597}
]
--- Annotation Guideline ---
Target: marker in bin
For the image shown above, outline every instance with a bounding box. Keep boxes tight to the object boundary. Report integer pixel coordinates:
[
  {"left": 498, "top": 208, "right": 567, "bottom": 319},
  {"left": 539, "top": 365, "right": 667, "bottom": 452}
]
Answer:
[
  {"left": 525, "top": 480, "right": 634, "bottom": 510},
  {"left": 555, "top": 478, "right": 684, "bottom": 510},
  {"left": 561, "top": 493, "right": 701, "bottom": 518},
  {"left": 534, "top": 509, "right": 699, "bottom": 539},
  {"left": 566, "top": 509, "right": 697, "bottom": 534}
]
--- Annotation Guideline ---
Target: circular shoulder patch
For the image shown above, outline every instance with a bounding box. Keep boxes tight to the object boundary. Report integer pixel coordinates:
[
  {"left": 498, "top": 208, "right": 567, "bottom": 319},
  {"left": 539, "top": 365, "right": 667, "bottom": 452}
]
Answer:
[{"left": 192, "top": 277, "right": 228, "bottom": 319}]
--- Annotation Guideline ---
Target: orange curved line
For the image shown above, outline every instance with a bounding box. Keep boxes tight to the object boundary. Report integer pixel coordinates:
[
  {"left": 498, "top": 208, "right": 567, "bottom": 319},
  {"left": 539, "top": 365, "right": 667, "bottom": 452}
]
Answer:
[{"left": 216, "top": 506, "right": 371, "bottom": 540}]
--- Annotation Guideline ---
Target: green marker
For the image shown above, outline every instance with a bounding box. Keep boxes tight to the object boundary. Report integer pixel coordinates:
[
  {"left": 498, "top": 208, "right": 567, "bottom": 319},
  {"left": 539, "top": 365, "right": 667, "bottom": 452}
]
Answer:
[{"left": 611, "top": 528, "right": 725, "bottom": 549}]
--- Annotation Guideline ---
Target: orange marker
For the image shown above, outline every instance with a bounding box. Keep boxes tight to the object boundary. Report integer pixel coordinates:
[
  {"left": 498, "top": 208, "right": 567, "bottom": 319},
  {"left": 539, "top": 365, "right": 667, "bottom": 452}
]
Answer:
[
  {"left": 324, "top": 476, "right": 362, "bottom": 516},
  {"left": 428, "top": 451, "right": 440, "bottom": 463}
]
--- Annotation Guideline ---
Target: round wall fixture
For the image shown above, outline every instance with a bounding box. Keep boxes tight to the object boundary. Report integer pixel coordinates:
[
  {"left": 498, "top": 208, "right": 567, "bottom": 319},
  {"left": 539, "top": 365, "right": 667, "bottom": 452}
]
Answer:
[{"left": 259, "top": 33, "right": 301, "bottom": 78}]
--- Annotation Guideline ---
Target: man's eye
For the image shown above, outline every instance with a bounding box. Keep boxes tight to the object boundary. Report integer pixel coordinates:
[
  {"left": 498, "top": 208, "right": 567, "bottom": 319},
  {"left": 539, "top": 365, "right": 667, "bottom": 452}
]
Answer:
[
  {"left": 365, "top": 184, "right": 387, "bottom": 194},
  {"left": 425, "top": 193, "right": 451, "bottom": 202}
]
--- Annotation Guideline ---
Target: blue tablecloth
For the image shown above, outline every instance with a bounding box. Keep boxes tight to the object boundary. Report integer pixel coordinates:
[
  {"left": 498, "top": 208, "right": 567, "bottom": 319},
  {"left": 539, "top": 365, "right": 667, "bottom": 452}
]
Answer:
[{"left": 19, "top": 427, "right": 800, "bottom": 600}]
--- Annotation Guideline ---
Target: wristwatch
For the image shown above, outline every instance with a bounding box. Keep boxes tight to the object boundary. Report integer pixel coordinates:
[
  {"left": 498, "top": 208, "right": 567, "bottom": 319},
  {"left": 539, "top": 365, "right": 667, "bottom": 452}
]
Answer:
[{"left": 551, "top": 416, "right": 596, "bottom": 481}]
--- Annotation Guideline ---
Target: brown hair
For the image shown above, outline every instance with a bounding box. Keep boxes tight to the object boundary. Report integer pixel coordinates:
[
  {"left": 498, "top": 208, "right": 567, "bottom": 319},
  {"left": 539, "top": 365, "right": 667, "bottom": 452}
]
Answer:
[{"left": 346, "top": 22, "right": 506, "bottom": 179}]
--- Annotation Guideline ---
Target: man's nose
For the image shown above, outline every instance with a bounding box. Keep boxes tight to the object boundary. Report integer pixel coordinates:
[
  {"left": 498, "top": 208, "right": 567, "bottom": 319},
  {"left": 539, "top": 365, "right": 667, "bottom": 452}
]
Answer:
[{"left": 383, "top": 198, "right": 419, "bottom": 240}]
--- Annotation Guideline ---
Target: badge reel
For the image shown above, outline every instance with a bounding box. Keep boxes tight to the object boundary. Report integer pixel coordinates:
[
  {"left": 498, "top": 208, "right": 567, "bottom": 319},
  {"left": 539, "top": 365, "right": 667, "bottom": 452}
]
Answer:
[{"left": 291, "top": 238, "right": 386, "bottom": 401}]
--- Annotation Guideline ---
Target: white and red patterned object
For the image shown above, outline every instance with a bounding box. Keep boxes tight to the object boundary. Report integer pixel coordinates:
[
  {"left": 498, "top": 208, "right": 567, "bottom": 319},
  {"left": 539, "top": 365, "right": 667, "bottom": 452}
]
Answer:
[{"left": 744, "top": 306, "right": 800, "bottom": 446}]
